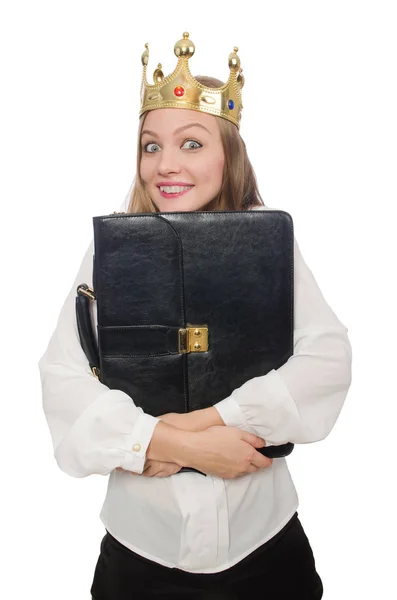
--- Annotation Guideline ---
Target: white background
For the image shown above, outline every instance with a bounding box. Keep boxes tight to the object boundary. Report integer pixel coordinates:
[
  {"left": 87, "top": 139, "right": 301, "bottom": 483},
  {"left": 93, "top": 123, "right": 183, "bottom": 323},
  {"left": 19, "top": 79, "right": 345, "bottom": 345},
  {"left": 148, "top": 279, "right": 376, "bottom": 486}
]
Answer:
[{"left": 1, "top": 1, "right": 396, "bottom": 598}]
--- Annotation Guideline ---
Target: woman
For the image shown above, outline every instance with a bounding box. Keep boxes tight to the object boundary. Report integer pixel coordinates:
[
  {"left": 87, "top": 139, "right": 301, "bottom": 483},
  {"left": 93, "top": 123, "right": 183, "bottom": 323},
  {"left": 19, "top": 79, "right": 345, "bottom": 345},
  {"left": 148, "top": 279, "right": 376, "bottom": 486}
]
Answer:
[{"left": 39, "top": 33, "right": 352, "bottom": 599}]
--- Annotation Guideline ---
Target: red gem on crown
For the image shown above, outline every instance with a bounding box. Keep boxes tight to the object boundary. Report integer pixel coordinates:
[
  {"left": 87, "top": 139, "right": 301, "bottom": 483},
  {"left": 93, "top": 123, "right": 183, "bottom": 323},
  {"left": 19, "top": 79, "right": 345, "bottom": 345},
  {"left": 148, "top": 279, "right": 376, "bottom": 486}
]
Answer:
[{"left": 174, "top": 86, "right": 185, "bottom": 97}]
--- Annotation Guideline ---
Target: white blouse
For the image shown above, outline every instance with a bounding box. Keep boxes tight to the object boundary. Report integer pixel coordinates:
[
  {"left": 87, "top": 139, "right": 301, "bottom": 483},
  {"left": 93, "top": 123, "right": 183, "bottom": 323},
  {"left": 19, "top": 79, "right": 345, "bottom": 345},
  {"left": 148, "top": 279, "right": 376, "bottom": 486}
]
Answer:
[{"left": 38, "top": 204, "right": 352, "bottom": 573}]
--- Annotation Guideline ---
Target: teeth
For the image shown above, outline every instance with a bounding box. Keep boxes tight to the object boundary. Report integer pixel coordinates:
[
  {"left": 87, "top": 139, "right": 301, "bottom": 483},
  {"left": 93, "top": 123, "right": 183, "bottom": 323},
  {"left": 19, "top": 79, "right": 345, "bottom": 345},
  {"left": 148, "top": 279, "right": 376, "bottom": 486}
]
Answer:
[{"left": 159, "top": 185, "right": 193, "bottom": 193}]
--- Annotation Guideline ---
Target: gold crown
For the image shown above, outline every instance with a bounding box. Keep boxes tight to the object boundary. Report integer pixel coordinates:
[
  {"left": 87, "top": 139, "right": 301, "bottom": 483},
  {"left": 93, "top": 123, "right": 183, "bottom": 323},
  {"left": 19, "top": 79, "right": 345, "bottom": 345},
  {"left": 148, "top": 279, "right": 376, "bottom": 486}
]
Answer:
[{"left": 139, "top": 32, "right": 244, "bottom": 128}]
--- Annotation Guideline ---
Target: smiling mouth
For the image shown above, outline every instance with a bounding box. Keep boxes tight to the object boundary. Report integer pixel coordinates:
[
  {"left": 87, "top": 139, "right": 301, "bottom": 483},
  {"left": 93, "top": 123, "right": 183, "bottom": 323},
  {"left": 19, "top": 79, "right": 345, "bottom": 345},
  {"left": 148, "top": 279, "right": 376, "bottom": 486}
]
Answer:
[{"left": 158, "top": 185, "right": 194, "bottom": 198}]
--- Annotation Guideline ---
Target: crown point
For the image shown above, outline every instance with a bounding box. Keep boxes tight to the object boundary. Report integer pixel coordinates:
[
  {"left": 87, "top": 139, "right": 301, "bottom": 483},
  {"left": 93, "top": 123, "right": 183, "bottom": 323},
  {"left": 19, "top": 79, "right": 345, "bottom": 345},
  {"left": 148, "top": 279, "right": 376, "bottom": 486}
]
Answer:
[
  {"left": 174, "top": 34, "right": 195, "bottom": 59},
  {"left": 141, "top": 46, "right": 149, "bottom": 66},
  {"left": 153, "top": 64, "right": 164, "bottom": 84},
  {"left": 234, "top": 46, "right": 239, "bottom": 52},
  {"left": 158, "top": 63, "right": 162, "bottom": 68},
  {"left": 228, "top": 49, "right": 240, "bottom": 73},
  {"left": 145, "top": 43, "right": 149, "bottom": 49}
]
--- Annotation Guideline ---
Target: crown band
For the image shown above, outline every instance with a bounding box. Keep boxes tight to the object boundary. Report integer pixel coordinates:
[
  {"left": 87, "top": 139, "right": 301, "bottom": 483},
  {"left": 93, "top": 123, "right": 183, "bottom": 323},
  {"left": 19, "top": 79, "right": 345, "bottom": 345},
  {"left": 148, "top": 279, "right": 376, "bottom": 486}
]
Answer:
[{"left": 139, "top": 32, "right": 244, "bottom": 128}]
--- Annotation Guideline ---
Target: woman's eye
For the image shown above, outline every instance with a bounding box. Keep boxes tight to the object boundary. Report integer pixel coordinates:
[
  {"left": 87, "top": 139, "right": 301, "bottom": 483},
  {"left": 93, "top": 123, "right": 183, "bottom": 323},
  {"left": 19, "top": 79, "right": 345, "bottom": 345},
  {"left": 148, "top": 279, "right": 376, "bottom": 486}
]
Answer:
[
  {"left": 143, "top": 142, "right": 160, "bottom": 153},
  {"left": 182, "top": 140, "right": 202, "bottom": 150},
  {"left": 143, "top": 140, "right": 202, "bottom": 153}
]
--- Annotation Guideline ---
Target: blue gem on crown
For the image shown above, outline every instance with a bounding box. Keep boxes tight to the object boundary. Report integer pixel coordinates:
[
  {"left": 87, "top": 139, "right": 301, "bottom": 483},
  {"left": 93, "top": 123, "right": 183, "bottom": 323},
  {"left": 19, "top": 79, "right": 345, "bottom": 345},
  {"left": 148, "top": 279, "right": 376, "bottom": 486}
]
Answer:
[{"left": 228, "top": 99, "right": 235, "bottom": 109}]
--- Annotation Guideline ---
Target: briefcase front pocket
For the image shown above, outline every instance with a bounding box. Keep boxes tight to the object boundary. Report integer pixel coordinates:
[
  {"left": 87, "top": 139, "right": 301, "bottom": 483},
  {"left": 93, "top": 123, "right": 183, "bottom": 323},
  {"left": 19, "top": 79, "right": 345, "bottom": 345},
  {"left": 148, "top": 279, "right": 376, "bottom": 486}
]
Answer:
[
  {"left": 98, "top": 325, "right": 186, "bottom": 415},
  {"left": 100, "top": 353, "right": 186, "bottom": 416}
]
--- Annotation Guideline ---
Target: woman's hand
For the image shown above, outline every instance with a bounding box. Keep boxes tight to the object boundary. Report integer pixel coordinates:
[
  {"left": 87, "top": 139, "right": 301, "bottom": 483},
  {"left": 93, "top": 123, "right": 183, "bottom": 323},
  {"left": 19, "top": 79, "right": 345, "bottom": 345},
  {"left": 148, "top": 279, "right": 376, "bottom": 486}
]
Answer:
[
  {"left": 138, "top": 413, "right": 200, "bottom": 476},
  {"left": 181, "top": 426, "right": 273, "bottom": 479},
  {"left": 136, "top": 410, "right": 225, "bottom": 476}
]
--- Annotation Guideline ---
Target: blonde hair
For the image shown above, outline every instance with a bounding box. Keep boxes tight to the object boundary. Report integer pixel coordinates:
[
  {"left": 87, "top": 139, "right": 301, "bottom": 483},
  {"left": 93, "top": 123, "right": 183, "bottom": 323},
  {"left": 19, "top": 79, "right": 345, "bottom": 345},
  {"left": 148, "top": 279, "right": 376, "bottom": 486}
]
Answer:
[{"left": 127, "top": 76, "right": 265, "bottom": 213}]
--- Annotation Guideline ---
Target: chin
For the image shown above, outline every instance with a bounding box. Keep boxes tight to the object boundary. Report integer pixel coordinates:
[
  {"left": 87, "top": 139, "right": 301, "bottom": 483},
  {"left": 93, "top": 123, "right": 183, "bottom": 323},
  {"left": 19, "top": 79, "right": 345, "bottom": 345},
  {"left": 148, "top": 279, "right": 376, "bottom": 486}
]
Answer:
[
  {"left": 154, "top": 197, "right": 208, "bottom": 213},
  {"left": 157, "top": 198, "right": 218, "bottom": 214}
]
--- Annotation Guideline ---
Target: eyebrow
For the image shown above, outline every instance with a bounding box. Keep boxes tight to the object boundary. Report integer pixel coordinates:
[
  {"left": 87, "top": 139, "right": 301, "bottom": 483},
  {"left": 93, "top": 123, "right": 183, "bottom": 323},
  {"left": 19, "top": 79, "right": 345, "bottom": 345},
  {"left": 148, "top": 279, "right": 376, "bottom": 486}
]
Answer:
[{"left": 141, "top": 122, "right": 212, "bottom": 138}]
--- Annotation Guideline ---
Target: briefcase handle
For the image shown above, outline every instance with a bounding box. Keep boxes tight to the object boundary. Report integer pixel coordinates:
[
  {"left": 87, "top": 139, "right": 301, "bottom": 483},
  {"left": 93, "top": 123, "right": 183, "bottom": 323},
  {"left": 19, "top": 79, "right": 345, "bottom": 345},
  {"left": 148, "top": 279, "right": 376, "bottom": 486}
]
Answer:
[{"left": 75, "top": 283, "right": 294, "bottom": 471}]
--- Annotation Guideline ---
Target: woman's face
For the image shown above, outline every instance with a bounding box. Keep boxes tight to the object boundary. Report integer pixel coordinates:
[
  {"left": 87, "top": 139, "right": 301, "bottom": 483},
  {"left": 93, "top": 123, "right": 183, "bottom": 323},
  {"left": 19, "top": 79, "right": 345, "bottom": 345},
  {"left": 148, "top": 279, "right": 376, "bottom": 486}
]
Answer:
[{"left": 140, "top": 108, "right": 225, "bottom": 212}]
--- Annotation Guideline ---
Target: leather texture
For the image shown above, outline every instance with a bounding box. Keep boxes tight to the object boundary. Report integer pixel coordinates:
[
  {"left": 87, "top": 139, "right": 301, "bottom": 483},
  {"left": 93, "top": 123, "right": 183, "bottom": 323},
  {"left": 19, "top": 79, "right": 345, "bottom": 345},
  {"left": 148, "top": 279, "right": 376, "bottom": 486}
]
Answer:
[{"left": 76, "top": 210, "right": 295, "bottom": 466}]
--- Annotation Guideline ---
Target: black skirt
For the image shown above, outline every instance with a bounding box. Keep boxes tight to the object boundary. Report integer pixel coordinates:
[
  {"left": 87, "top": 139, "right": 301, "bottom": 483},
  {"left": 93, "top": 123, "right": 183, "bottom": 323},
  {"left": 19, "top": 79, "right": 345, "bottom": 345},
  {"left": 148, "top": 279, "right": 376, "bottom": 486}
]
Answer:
[{"left": 91, "top": 511, "right": 323, "bottom": 600}]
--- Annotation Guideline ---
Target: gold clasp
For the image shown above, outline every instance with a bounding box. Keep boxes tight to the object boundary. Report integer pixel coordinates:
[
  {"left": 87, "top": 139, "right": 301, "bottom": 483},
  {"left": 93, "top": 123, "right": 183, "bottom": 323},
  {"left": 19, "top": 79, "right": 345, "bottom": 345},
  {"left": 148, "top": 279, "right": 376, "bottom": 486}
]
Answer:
[
  {"left": 91, "top": 366, "right": 100, "bottom": 379},
  {"left": 178, "top": 325, "right": 208, "bottom": 353},
  {"left": 77, "top": 285, "right": 96, "bottom": 300}
]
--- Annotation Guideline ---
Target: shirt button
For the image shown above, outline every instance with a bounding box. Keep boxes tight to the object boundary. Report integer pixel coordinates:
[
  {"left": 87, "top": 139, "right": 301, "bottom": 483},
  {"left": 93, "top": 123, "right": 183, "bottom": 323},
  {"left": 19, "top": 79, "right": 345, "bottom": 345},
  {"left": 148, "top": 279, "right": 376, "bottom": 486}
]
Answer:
[{"left": 132, "top": 443, "right": 141, "bottom": 452}]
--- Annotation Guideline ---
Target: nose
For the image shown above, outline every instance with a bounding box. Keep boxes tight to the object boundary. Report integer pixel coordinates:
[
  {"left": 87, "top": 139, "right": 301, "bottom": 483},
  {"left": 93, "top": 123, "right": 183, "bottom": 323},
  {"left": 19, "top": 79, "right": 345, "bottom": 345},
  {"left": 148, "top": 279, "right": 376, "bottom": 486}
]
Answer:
[{"left": 157, "top": 146, "right": 182, "bottom": 177}]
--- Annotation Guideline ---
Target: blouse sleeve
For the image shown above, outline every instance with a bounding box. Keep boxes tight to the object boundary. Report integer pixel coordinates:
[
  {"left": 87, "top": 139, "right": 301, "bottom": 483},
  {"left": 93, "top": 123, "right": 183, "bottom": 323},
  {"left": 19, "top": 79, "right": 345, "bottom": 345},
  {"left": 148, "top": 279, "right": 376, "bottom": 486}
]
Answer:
[
  {"left": 213, "top": 234, "right": 353, "bottom": 445},
  {"left": 38, "top": 240, "right": 159, "bottom": 478}
]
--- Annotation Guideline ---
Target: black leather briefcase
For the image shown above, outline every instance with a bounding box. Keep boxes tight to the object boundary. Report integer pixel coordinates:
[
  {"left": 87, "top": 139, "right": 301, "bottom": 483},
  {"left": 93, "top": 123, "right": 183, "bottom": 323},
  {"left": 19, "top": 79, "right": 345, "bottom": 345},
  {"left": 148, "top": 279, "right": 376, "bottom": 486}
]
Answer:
[{"left": 76, "top": 210, "right": 295, "bottom": 470}]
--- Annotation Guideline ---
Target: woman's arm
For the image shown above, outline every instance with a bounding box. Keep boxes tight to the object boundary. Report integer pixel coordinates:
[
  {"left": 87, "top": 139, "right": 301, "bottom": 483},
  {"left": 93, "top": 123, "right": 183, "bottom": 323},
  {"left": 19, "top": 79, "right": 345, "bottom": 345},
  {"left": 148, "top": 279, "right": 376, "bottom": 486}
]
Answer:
[
  {"left": 212, "top": 234, "right": 353, "bottom": 445},
  {"left": 145, "top": 421, "right": 272, "bottom": 479},
  {"left": 159, "top": 407, "right": 226, "bottom": 431}
]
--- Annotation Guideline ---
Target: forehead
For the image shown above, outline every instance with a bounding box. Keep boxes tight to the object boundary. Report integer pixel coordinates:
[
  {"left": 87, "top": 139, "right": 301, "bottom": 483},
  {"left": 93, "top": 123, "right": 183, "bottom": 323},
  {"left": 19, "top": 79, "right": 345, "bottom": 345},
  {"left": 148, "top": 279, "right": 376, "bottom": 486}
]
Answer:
[{"left": 141, "top": 108, "right": 219, "bottom": 135}]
